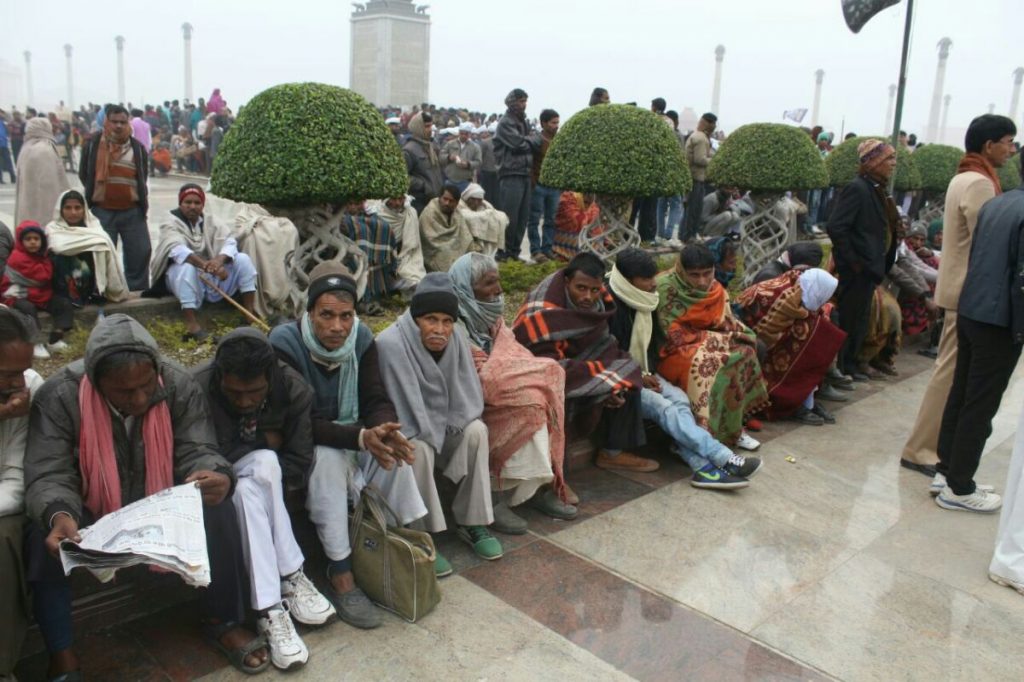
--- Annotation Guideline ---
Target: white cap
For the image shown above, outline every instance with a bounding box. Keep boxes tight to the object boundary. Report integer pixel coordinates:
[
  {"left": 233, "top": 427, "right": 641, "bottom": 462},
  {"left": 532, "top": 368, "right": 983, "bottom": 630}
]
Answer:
[{"left": 385, "top": 116, "right": 401, "bottom": 125}]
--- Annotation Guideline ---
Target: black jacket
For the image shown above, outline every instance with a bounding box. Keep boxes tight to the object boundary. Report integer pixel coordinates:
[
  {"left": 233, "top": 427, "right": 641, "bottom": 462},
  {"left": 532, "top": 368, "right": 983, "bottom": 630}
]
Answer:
[
  {"left": 78, "top": 135, "right": 150, "bottom": 213},
  {"left": 608, "top": 289, "right": 665, "bottom": 372},
  {"left": 958, "top": 186, "right": 1024, "bottom": 343},
  {"left": 493, "top": 109, "right": 540, "bottom": 178},
  {"left": 826, "top": 175, "right": 897, "bottom": 283}
]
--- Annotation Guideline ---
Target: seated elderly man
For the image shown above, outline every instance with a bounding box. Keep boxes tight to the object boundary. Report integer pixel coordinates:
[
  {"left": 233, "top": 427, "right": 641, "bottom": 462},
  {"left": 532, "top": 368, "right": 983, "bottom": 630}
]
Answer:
[
  {"left": 0, "top": 307, "right": 43, "bottom": 678},
  {"left": 448, "top": 253, "right": 575, "bottom": 533},
  {"left": 514, "top": 253, "right": 657, "bottom": 493},
  {"left": 341, "top": 200, "right": 398, "bottom": 309},
  {"left": 150, "top": 183, "right": 257, "bottom": 341},
  {"left": 24, "top": 314, "right": 269, "bottom": 678},
  {"left": 194, "top": 329, "right": 336, "bottom": 670},
  {"left": 270, "top": 263, "right": 428, "bottom": 578},
  {"left": 377, "top": 273, "right": 501, "bottom": 570},
  {"left": 370, "top": 195, "right": 425, "bottom": 294},
  {"left": 607, "top": 250, "right": 761, "bottom": 489},
  {"left": 458, "top": 183, "right": 508, "bottom": 257},
  {"left": 420, "top": 184, "right": 480, "bottom": 273}
]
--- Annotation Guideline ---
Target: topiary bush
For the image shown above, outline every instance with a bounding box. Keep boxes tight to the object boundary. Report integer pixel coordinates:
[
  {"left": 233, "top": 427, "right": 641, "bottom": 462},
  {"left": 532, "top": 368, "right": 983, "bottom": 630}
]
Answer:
[
  {"left": 912, "top": 144, "right": 964, "bottom": 192},
  {"left": 998, "top": 153, "right": 1022, "bottom": 191},
  {"left": 707, "top": 123, "right": 828, "bottom": 192},
  {"left": 211, "top": 82, "right": 407, "bottom": 206},
  {"left": 539, "top": 104, "right": 691, "bottom": 196},
  {"left": 826, "top": 135, "right": 922, "bottom": 191}
]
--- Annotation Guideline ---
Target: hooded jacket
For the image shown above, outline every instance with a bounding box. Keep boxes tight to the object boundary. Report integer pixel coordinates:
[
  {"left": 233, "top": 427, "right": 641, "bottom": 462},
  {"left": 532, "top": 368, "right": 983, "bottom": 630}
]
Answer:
[
  {"left": 192, "top": 328, "right": 315, "bottom": 490},
  {"left": 24, "top": 314, "right": 231, "bottom": 527},
  {"left": 402, "top": 113, "right": 443, "bottom": 206},
  {"left": 1, "top": 222, "right": 54, "bottom": 307}
]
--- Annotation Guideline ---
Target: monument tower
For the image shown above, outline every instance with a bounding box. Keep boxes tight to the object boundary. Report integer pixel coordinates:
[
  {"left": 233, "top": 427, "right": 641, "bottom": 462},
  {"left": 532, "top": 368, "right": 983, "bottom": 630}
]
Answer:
[{"left": 350, "top": 1, "right": 430, "bottom": 107}]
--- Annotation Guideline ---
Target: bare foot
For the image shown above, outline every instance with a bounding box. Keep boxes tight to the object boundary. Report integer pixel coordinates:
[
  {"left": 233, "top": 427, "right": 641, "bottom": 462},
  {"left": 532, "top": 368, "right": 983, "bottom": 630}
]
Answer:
[
  {"left": 47, "top": 649, "right": 80, "bottom": 678},
  {"left": 330, "top": 569, "right": 356, "bottom": 594},
  {"left": 219, "top": 625, "right": 269, "bottom": 669}
]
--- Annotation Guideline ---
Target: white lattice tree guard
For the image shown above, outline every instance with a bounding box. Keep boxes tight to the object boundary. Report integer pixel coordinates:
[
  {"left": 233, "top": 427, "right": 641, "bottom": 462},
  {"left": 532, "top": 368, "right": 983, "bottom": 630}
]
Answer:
[
  {"left": 916, "top": 195, "right": 945, "bottom": 226},
  {"left": 272, "top": 205, "right": 369, "bottom": 299},
  {"left": 739, "top": 195, "right": 790, "bottom": 287},
  {"left": 578, "top": 196, "right": 641, "bottom": 263}
]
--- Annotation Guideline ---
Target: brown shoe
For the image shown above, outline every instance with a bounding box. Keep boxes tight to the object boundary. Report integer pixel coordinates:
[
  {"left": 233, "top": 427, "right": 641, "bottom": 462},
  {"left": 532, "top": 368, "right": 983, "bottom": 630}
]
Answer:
[{"left": 595, "top": 450, "right": 660, "bottom": 473}]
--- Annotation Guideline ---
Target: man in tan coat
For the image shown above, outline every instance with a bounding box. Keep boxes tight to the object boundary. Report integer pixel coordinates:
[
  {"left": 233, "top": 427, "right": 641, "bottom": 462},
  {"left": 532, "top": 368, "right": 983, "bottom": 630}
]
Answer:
[
  {"left": 683, "top": 113, "right": 716, "bottom": 242},
  {"left": 901, "top": 114, "right": 1017, "bottom": 475}
]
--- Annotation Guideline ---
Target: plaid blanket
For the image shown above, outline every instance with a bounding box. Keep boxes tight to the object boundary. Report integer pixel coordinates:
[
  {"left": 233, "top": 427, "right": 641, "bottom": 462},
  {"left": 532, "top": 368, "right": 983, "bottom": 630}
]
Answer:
[{"left": 341, "top": 212, "right": 396, "bottom": 301}]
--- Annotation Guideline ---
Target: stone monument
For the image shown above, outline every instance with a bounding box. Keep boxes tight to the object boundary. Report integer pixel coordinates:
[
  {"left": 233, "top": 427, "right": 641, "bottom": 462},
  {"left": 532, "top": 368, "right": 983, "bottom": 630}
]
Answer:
[{"left": 350, "top": 1, "right": 430, "bottom": 107}]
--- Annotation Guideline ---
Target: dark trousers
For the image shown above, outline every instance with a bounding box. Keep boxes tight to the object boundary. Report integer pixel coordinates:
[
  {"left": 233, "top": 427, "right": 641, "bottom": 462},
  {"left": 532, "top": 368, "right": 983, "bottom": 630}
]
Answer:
[
  {"left": 631, "top": 197, "right": 658, "bottom": 243},
  {"left": 26, "top": 500, "right": 248, "bottom": 655},
  {"left": 835, "top": 271, "right": 875, "bottom": 375},
  {"left": 684, "top": 181, "right": 706, "bottom": 241},
  {"left": 92, "top": 205, "right": 151, "bottom": 291},
  {"left": 0, "top": 147, "right": 15, "bottom": 183},
  {"left": 479, "top": 170, "right": 499, "bottom": 207},
  {"left": 498, "top": 175, "right": 532, "bottom": 257},
  {"left": 12, "top": 296, "right": 74, "bottom": 338},
  {"left": 936, "top": 316, "right": 1023, "bottom": 495},
  {"left": 11, "top": 139, "right": 23, "bottom": 163},
  {"left": 527, "top": 183, "right": 560, "bottom": 256},
  {"left": 602, "top": 389, "right": 648, "bottom": 452}
]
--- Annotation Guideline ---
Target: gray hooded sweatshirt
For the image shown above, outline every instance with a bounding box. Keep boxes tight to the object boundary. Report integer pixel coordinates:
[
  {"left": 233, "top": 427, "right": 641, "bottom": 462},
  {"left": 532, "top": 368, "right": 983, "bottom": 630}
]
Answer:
[{"left": 24, "top": 314, "right": 231, "bottom": 527}]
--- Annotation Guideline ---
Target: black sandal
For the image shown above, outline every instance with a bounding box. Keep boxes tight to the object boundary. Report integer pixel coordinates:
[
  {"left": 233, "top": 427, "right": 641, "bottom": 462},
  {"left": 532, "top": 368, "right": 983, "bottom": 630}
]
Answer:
[
  {"left": 182, "top": 328, "right": 211, "bottom": 343},
  {"left": 203, "top": 621, "right": 270, "bottom": 675}
]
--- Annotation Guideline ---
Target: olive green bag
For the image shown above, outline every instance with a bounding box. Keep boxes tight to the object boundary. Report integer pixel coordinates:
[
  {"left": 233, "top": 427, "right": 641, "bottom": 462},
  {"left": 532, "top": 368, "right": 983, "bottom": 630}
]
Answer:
[{"left": 350, "top": 484, "right": 440, "bottom": 622}]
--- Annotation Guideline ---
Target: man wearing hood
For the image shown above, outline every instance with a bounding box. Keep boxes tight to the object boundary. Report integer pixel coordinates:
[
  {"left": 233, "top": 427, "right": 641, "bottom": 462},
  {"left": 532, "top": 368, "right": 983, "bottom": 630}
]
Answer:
[
  {"left": 150, "top": 183, "right": 258, "bottom": 341},
  {"left": 494, "top": 89, "right": 541, "bottom": 261},
  {"left": 402, "top": 112, "right": 443, "bottom": 214},
  {"left": 23, "top": 314, "right": 269, "bottom": 677}
]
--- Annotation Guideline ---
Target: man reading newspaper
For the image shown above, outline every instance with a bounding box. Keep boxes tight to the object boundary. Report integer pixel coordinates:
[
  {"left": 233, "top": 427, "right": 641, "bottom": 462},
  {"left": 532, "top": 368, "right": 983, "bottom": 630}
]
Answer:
[{"left": 24, "top": 315, "right": 270, "bottom": 678}]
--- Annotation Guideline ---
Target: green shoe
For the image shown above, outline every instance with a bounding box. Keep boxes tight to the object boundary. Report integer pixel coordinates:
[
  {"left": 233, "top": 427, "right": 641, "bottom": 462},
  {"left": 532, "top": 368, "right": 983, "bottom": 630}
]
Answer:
[
  {"left": 434, "top": 551, "right": 453, "bottom": 578},
  {"left": 456, "top": 525, "right": 504, "bottom": 560}
]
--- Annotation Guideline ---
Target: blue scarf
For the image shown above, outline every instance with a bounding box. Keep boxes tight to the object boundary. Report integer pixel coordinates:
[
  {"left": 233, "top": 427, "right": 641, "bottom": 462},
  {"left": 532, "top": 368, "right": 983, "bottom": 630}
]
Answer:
[{"left": 300, "top": 312, "right": 360, "bottom": 425}]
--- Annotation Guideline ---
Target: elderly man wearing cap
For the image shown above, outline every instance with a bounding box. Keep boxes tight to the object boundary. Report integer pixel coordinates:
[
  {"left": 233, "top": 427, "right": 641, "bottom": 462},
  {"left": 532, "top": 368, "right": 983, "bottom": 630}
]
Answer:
[
  {"left": 458, "top": 183, "right": 508, "bottom": 257},
  {"left": 825, "top": 139, "right": 900, "bottom": 380},
  {"left": 377, "top": 273, "right": 501, "bottom": 573},
  {"left": 150, "top": 183, "right": 258, "bottom": 341},
  {"left": 442, "top": 122, "right": 482, "bottom": 193},
  {"left": 269, "top": 262, "right": 429, "bottom": 595}
]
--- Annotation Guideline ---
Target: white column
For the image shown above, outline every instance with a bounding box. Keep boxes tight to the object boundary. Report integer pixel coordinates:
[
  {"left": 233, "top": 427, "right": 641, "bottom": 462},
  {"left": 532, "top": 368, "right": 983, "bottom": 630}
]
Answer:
[
  {"left": 926, "top": 37, "right": 952, "bottom": 142},
  {"left": 885, "top": 84, "right": 897, "bottom": 134},
  {"left": 711, "top": 45, "right": 725, "bottom": 116},
  {"left": 63, "top": 44, "right": 74, "bottom": 111},
  {"left": 1010, "top": 67, "right": 1024, "bottom": 124},
  {"left": 811, "top": 69, "right": 824, "bottom": 128},
  {"left": 182, "top": 22, "right": 194, "bottom": 103},
  {"left": 988, "top": 103, "right": 996, "bottom": 114},
  {"left": 115, "top": 36, "right": 126, "bottom": 105},
  {"left": 23, "top": 51, "right": 33, "bottom": 107},
  {"left": 939, "top": 94, "right": 951, "bottom": 144}
]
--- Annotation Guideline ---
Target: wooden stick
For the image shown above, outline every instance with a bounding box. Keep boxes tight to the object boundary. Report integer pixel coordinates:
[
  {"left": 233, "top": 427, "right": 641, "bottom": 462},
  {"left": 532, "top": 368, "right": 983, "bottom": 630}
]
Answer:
[{"left": 197, "top": 273, "right": 271, "bottom": 333}]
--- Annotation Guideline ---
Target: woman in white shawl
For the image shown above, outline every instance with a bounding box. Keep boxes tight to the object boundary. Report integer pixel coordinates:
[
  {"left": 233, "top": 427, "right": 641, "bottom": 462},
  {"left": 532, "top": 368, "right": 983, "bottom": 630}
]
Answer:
[
  {"left": 45, "top": 190, "right": 129, "bottom": 303},
  {"left": 15, "top": 118, "right": 71, "bottom": 227}
]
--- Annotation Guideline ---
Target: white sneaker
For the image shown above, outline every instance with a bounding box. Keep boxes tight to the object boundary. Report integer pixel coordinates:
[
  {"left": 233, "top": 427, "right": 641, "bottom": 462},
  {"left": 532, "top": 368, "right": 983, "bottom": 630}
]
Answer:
[
  {"left": 667, "top": 238, "right": 684, "bottom": 248},
  {"left": 736, "top": 431, "right": 761, "bottom": 452},
  {"left": 257, "top": 604, "right": 309, "bottom": 670},
  {"left": 47, "top": 339, "right": 70, "bottom": 354},
  {"left": 33, "top": 343, "right": 50, "bottom": 360},
  {"left": 989, "top": 572, "right": 1024, "bottom": 596},
  {"left": 281, "top": 570, "right": 335, "bottom": 625},
  {"left": 935, "top": 485, "right": 1002, "bottom": 513},
  {"left": 929, "top": 472, "right": 994, "bottom": 497}
]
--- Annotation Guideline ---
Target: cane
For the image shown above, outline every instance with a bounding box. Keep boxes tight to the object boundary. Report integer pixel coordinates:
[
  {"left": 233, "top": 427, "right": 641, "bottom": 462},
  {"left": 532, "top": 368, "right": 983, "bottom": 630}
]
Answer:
[{"left": 196, "top": 272, "right": 271, "bottom": 333}]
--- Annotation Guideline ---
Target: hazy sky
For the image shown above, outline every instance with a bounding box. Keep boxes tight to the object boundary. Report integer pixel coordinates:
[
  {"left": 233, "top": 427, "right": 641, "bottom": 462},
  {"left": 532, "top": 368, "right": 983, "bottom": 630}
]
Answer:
[{"left": 4, "top": 0, "right": 1022, "bottom": 144}]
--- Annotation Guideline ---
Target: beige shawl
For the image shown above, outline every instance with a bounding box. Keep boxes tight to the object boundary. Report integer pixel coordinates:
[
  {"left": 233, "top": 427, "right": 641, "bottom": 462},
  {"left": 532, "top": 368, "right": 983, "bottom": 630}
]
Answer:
[
  {"left": 370, "top": 198, "right": 426, "bottom": 287},
  {"left": 15, "top": 118, "right": 71, "bottom": 227},
  {"left": 45, "top": 190, "right": 129, "bottom": 302},
  {"left": 419, "top": 198, "right": 478, "bottom": 273},
  {"left": 458, "top": 199, "right": 508, "bottom": 257}
]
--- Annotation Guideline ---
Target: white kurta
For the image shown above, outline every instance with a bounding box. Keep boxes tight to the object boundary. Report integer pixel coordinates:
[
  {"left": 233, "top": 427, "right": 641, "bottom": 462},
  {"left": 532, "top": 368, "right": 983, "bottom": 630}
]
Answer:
[{"left": 990, "top": 405, "right": 1024, "bottom": 588}]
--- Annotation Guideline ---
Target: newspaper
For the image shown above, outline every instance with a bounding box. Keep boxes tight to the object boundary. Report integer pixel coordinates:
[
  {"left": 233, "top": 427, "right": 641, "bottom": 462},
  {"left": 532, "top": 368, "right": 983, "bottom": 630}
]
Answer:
[{"left": 59, "top": 483, "right": 211, "bottom": 587}]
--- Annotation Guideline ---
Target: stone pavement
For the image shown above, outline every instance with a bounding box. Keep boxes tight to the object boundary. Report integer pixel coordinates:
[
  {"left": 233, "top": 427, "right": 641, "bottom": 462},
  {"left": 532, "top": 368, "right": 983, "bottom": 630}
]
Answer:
[{"left": 14, "top": 344, "right": 1024, "bottom": 681}]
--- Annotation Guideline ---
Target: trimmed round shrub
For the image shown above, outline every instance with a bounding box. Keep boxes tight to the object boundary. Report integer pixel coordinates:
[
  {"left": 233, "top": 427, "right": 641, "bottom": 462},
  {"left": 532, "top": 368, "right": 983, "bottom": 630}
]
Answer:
[
  {"left": 211, "top": 82, "right": 407, "bottom": 206},
  {"left": 707, "top": 123, "right": 828, "bottom": 192},
  {"left": 826, "top": 135, "right": 922, "bottom": 191},
  {"left": 539, "top": 104, "right": 691, "bottom": 196},
  {"left": 998, "top": 153, "right": 1022, "bottom": 192},
  {"left": 913, "top": 144, "right": 964, "bottom": 192}
]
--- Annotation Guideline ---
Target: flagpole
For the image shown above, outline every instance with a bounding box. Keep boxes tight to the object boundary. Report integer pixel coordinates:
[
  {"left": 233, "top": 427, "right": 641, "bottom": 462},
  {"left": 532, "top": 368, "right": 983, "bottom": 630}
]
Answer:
[{"left": 889, "top": 0, "right": 914, "bottom": 192}]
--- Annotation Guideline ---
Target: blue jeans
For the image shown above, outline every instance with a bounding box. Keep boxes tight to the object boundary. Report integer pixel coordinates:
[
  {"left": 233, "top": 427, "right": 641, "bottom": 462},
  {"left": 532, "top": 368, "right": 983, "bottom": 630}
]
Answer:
[
  {"left": 640, "top": 376, "right": 732, "bottom": 471},
  {"left": 656, "top": 195, "right": 684, "bottom": 241},
  {"left": 526, "top": 183, "right": 560, "bottom": 256},
  {"left": 806, "top": 189, "right": 822, "bottom": 228}
]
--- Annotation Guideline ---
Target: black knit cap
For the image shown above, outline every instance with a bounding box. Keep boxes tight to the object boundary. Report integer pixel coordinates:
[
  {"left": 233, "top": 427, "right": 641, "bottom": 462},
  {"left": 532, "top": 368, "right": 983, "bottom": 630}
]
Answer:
[
  {"left": 306, "top": 262, "right": 358, "bottom": 311},
  {"left": 410, "top": 272, "right": 459, "bottom": 320}
]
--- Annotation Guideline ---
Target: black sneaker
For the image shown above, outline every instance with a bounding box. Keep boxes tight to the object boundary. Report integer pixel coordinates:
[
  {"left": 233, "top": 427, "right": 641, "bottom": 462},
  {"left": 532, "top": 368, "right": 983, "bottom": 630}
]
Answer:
[
  {"left": 792, "top": 406, "right": 825, "bottom": 425},
  {"left": 690, "top": 464, "right": 749, "bottom": 490},
  {"left": 724, "top": 454, "right": 762, "bottom": 479},
  {"left": 811, "top": 403, "right": 836, "bottom": 424}
]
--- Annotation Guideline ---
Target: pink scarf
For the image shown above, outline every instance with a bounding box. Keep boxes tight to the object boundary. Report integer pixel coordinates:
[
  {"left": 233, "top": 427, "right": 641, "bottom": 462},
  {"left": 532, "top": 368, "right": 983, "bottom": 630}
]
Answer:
[{"left": 78, "top": 374, "right": 174, "bottom": 518}]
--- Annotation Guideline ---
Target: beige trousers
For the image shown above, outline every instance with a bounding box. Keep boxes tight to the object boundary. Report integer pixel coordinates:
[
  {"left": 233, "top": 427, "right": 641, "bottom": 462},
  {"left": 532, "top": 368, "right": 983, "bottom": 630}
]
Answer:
[
  {"left": 410, "top": 419, "right": 494, "bottom": 532},
  {"left": 902, "top": 310, "right": 958, "bottom": 465}
]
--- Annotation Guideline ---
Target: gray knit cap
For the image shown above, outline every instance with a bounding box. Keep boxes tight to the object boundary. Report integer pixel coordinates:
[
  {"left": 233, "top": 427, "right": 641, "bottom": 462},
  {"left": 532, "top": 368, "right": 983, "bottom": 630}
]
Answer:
[{"left": 410, "top": 272, "right": 459, "bottom": 320}]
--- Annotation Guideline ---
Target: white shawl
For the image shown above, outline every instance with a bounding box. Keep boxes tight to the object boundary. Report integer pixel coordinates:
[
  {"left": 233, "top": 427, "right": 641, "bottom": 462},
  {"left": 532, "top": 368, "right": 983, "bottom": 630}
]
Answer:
[{"left": 45, "top": 190, "right": 129, "bottom": 302}]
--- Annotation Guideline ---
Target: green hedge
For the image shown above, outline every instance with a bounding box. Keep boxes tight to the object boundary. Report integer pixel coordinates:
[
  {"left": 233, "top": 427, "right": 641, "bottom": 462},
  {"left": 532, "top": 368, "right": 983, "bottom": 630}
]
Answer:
[
  {"left": 999, "top": 153, "right": 1023, "bottom": 191},
  {"left": 826, "top": 135, "right": 922, "bottom": 191},
  {"left": 912, "top": 144, "right": 964, "bottom": 193},
  {"left": 211, "top": 82, "right": 407, "bottom": 205},
  {"left": 707, "top": 123, "right": 828, "bottom": 192},
  {"left": 539, "top": 104, "right": 691, "bottom": 196}
]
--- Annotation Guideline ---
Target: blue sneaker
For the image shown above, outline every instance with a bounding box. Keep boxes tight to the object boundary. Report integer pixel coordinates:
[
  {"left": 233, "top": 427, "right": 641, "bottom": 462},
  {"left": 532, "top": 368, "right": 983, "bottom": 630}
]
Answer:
[{"left": 690, "top": 464, "right": 749, "bottom": 490}]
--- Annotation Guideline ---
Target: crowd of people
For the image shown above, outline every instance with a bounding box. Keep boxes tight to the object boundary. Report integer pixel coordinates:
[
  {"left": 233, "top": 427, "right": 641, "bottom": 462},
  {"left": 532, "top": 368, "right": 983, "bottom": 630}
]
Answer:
[{"left": 1, "top": 82, "right": 1024, "bottom": 679}]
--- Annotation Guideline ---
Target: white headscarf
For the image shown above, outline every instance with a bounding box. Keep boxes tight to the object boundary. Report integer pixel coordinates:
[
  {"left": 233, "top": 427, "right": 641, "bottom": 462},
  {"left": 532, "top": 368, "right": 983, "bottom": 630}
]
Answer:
[{"left": 799, "top": 268, "right": 838, "bottom": 312}]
